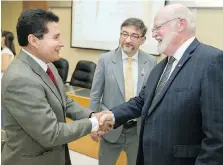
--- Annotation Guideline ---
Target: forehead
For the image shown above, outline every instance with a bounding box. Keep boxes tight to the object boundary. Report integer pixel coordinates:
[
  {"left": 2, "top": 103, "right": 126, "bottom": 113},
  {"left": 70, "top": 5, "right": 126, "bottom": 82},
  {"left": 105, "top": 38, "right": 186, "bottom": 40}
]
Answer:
[
  {"left": 44, "top": 22, "right": 60, "bottom": 35},
  {"left": 121, "top": 25, "right": 142, "bottom": 34},
  {"left": 154, "top": 12, "right": 170, "bottom": 26}
]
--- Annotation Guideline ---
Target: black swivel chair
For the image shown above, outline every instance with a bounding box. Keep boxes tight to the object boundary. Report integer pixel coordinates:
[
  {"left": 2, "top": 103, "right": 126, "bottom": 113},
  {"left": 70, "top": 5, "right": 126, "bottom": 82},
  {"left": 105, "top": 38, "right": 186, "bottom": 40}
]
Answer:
[
  {"left": 52, "top": 58, "right": 69, "bottom": 83},
  {"left": 66, "top": 60, "right": 96, "bottom": 89}
]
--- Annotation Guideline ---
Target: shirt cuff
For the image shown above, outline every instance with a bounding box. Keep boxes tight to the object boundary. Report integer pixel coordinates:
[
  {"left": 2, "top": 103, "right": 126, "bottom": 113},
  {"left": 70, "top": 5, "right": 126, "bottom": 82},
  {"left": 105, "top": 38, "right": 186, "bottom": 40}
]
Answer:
[
  {"left": 112, "top": 113, "right": 115, "bottom": 122},
  {"left": 89, "top": 117, "right": 99, "bottom": 132}
]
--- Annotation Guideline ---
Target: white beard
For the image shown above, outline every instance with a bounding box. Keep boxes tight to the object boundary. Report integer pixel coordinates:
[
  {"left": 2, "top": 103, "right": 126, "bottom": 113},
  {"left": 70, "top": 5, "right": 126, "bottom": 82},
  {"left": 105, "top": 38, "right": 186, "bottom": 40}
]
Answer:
[{"left": 157, "top": 32, "right": 175, "bottom": 54}]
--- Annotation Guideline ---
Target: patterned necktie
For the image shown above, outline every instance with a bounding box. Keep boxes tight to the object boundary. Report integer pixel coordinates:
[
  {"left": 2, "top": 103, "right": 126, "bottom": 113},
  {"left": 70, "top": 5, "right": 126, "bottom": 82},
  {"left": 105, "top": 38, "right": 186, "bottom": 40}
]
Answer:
[
  {"left": 125, "top": 57, "right": 134, "bottom": 101},
  {"left": 154, "top": 56, "right": 175, "bottom": 98},
  {"left": 47, "top": 66, "right": 56, "bottom": 85}
]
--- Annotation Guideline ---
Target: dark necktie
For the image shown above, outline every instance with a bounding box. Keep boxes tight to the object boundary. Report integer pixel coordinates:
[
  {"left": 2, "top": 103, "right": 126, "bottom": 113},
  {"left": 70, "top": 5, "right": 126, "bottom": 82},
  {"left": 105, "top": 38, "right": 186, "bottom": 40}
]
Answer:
[
  {"left": 47, "top": 66, "right": 56, "bottom": 85},
  {"left": 154, "top": 56, "right": 175, "bottom": 98}
]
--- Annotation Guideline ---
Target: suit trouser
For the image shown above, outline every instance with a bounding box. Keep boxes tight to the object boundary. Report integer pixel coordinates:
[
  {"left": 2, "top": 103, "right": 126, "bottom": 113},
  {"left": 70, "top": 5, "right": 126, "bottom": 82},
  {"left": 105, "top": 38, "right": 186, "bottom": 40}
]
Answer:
[
  {"left": 99, "top": 126, "right": 138, "bottom": 165},
  {"left": 65, "top": 144, "right": 72, "bottom": 165},
  {"left": 1, "top": 107, "right": 5, "bottom": 129}
]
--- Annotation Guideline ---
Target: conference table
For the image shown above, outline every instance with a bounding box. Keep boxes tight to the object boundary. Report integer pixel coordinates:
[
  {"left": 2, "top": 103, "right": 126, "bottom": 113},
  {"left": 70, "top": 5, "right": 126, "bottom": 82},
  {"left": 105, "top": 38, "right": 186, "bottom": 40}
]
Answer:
[{"left": 65, "top": 85, "right": 127, "bottom": 165}]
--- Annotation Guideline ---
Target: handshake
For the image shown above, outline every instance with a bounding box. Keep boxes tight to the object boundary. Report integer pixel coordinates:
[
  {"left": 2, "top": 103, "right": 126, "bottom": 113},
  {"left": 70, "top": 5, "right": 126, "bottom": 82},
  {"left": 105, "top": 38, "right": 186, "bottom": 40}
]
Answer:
[{"left": 90, "top": 110, "right": 114, "bottom": 142}]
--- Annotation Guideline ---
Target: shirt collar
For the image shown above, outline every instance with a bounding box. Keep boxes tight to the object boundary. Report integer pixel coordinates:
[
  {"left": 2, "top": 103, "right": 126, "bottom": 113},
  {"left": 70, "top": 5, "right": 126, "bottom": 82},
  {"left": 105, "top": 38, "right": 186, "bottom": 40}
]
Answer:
[
  {"left": 121, "top": 49, "right": 139, "bottom": 61},
  {"left": 172, "top": 36, "right": 195, "bottom": 62},
  {"left": 22, "top": 48, "right": 48, "bottom": 72}
]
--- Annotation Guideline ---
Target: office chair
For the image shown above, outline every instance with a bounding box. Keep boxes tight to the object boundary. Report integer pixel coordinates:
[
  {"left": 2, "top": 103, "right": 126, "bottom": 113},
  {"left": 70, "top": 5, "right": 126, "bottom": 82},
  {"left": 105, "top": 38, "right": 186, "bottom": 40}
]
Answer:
[
  {"left": 66, "top": 60, "right": 96, "bottom": 89},
  {"left": 52, "top": 58, "right": 69, "bottom": 83}
]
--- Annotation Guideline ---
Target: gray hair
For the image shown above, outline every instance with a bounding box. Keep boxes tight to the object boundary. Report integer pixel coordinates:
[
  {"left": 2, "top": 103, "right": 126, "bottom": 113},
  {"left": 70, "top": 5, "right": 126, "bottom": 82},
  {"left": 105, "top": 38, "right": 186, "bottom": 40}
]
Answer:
[
  {"left": 171, "top": 5, "right": 196, "bottom": 34},
  {"left": 121, "top": 18, "right": 147, "bottom": 37}
]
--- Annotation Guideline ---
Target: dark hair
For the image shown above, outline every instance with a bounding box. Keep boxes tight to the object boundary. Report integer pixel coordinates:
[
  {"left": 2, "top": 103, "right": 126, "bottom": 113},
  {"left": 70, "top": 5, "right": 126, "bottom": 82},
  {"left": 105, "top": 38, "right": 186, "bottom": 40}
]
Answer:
[
  {"left": 121, "top": 18, "right": 147, "bottom": 37},
  {"left": 2, "top": 31, "right": 16, "bottom": 55},
  {"left": 16, "top": 8, "right": 59, "bottom": 46}
]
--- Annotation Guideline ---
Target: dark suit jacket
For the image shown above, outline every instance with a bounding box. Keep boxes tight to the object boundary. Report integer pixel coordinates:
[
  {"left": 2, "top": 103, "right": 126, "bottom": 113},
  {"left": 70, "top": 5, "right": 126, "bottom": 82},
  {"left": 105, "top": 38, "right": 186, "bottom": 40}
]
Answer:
[{"left": 112, "top": 39, "right": 223, "bottom": 165}]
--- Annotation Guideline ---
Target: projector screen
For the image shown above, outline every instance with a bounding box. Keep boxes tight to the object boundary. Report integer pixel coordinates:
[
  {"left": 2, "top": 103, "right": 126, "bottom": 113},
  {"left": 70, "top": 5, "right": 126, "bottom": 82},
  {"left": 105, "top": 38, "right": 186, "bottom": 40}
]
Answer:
[{"left": 71, "top": 0, "right": 165, "bottom": 55}]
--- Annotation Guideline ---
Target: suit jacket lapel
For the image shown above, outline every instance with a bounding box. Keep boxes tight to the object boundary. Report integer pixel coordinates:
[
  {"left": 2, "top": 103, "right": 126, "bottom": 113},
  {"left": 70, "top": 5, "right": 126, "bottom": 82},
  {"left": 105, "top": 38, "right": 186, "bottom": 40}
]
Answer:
[
  {"left": 147, "top": 38, "right": 200, "bottom": 116},
  {"left": 48, "top": 63, "right": 66, "bottom": 108},
  {"left": 112, "top": 48, "right": 125, "bottom": 98},
  {"left": 19, "top": 52, "right": 63, "bottom": 106},
  {"left": 137, "top": 51, "right": 148, "bottom": 93},
  {"left": 142, "top": 58, "right": 167, "bottom": 117}
]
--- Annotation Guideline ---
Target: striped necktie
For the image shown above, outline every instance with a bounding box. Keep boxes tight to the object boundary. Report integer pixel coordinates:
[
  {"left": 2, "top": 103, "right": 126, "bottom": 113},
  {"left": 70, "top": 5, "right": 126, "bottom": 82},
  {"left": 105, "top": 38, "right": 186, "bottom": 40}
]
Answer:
[
  {"left": 47, "top": 66, "right": 56, "bottom": 85},
  {"left": 154, "top": 56, "right": 175, "bottom": 98}
]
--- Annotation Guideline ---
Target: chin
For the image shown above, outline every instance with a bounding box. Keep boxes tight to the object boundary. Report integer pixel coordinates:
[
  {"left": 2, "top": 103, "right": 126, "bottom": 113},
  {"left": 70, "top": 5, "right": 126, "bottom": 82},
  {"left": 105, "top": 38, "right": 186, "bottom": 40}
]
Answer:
[
  {"left": 123, "top": 48, "right": 134, "bottom": 55},
  {"left": 49, "top": 56, "right": 60, "bottom": 63},
  {"left": 157, "top": 44, "right": 166, "bottom": 54},
  {"left": 54, "top": 57, "right": 60, "bottom": 62}
]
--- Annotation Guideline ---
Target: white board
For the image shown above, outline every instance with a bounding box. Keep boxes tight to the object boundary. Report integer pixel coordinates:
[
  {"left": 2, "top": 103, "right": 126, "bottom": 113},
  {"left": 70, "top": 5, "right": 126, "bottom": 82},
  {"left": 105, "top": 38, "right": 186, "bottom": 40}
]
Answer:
[{"left": 71, "top": 0, "right": 166, "bottom": 55}]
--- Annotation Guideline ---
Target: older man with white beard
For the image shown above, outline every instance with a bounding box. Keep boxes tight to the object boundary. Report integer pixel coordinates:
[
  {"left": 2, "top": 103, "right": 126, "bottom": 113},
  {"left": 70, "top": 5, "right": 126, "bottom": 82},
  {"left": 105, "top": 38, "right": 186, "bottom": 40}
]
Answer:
[{"left": 99, "top": 4, "right": 223, "bottom": 165}]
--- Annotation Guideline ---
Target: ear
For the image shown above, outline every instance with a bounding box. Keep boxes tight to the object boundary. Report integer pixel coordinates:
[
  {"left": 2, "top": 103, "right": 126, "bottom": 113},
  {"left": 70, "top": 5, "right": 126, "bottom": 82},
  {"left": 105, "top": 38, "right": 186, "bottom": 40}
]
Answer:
[
  {"left": 141, "top": 36, "right": 146, "bottom": 45},
  {"left": 27, "top": 34, "right": 39, "bottom": 48},
  {"left": 2, "top": 36, "right": 6, "bottom": 42},
  {"left": 178, "top": 18, "right": 187, "bottom": 32}
]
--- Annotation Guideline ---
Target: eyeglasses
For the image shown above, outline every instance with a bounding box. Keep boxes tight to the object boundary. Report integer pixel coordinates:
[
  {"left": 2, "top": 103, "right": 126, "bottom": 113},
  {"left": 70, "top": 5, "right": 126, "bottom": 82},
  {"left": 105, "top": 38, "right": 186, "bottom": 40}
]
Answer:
[
  {"left": 120, "top": 32, "right": 143, "bottom": 41},
  {"left": 151, "top": 18, "right": 180, "bottom": 32}
]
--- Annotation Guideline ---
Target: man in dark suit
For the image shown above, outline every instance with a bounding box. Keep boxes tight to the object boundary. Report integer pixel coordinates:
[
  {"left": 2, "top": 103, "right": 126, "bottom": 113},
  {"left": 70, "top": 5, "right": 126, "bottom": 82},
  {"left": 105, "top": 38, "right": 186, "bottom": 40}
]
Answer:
[
  {"left": 1, "top": 9, "right": 112, "bottom": 165},
  {"left": 99, "top": 4, "right": 223, "bottom": 165}
]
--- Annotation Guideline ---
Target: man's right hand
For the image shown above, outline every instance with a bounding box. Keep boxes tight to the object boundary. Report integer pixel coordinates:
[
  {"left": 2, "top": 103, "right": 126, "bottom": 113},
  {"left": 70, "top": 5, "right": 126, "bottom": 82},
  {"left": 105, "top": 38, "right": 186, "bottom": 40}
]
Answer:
[
  {"left": 91, "top": 110, "right": 114, "bottom": 133},
  {"left": 90, "top": 131, "right": 100, "bottom": 142},
  {"left": 99, "top": 112, "right": 114, "bottom": 126},
  {"left": 90, "top": 111, "right": 114, "bottom": 142}
]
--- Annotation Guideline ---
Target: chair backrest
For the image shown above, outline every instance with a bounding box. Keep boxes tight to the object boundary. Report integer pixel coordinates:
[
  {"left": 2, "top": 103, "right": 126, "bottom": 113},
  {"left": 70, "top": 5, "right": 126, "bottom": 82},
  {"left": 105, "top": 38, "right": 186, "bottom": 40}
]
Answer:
[
  {"left": 70, "top": 60, "right": 96, "bottom": 89},
  {"left": 53, "top": 58, "right": 69, "bottom": 83}
]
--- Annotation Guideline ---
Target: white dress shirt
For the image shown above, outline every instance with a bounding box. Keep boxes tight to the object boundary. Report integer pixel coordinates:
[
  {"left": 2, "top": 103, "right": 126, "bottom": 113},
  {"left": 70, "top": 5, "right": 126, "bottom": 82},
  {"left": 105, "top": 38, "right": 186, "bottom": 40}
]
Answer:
[
  {"left": 162, "top": 37, "right": 195, "bottom": 81},
  {"left": 1, "top": 47, "right": 14, "bottom": 78},
  {"left": 22, "top": 48, "right": 48, "bottom": 72},
  {"left": 122, "top": 50, "right": 139, "bottom": 96},
  {"left": 22, "top": 48, "right": 99, "bottom": 132}
]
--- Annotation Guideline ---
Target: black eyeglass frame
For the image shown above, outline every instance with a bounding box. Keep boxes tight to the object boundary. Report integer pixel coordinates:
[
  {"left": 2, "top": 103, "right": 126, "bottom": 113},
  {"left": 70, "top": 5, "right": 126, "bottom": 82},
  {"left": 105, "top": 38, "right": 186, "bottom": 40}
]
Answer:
[
  {"left": 120, "top": 32, "right": 144, "bottom": 41},
  {"left": 151, "top": 17, "right": 180, "bottom": 32}
]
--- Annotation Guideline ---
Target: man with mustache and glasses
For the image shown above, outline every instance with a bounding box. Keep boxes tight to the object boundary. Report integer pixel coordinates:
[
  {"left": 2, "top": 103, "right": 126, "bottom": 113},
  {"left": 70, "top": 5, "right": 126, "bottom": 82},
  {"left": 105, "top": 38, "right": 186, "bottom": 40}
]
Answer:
[
  {"left": 89, "top": 18, "right": 156, "bottom": 165},
  {"left": 99, "top": 4, "right": 223, "bottom": 165}
]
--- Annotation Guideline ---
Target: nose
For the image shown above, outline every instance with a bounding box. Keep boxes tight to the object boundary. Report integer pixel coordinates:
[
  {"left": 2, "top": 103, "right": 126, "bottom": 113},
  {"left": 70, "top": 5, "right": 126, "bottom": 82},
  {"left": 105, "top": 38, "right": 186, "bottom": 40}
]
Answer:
[
  {"left": 152, "top": 30, "right": 158, "bottom": 38},
  {"left": 152, "top": 30, "right": 157, "bottom": 38},
  {"left": 59, "top": 39, "right": 64, "bottom": 47}
]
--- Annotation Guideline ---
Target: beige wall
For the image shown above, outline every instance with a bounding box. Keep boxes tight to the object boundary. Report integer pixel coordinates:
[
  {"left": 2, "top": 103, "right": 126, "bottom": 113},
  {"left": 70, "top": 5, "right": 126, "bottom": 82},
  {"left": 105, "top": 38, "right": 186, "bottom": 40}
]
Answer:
[
  {"left": 1, "top": 2, "right": 223, "bottom": 77},
  {"left": 196, "top": 8, "right": 223, "bottom": 49},
  {"left": 1, "top": 1, "right": 23, "bottom": 55}
]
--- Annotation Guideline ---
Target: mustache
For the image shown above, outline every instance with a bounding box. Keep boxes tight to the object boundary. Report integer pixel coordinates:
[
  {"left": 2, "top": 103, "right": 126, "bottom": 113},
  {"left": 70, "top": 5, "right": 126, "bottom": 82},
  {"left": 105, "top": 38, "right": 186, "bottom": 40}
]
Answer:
[{"left": 121, "top": 43, "right": 133, "bottom": 47}]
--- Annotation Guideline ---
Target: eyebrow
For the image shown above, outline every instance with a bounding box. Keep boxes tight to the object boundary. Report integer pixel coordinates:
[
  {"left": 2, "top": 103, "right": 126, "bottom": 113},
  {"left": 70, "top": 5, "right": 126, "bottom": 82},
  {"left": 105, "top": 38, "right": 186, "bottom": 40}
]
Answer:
[
  {"left": 121, "top": 31, "right": 140, "bottom": 36},
  {"left": 53, "top": 33, "right": 60, "bottom": 37}
]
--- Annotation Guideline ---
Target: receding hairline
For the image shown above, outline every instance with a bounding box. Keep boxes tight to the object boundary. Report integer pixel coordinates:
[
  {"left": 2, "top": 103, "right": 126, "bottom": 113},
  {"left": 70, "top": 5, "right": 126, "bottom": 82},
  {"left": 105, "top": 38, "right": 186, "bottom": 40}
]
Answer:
[{"left": 156, "top": 4, "right": 193, "bottom": 20}]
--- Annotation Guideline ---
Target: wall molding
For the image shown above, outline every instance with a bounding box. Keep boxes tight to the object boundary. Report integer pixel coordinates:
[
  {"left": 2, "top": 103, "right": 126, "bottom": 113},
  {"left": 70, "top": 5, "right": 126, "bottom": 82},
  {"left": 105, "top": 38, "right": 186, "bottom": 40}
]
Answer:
[{"left": 48, "top": 1, "right": 72, "bottom": 8}]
